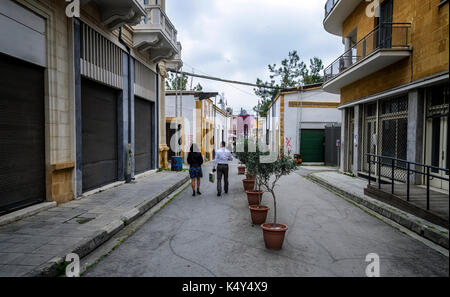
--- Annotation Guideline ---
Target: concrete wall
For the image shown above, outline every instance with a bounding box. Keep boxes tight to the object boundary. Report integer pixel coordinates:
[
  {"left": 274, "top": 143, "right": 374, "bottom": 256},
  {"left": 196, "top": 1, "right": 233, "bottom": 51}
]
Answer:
[{"left": 340, "top": 0, "right": 449, "bottom": 104}]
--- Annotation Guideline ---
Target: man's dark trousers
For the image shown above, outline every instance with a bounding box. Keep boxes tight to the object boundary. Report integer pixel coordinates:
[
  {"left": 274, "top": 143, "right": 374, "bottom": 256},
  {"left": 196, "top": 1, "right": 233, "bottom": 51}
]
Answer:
[{"left": 217, "top": 164, "right": 229, "bottom": 194}]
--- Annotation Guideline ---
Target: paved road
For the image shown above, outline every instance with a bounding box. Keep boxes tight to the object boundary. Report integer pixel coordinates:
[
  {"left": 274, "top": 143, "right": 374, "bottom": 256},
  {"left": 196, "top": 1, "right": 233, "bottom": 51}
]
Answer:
[{"left": 84, "top": 162, "right": 449, "bottom": 277}]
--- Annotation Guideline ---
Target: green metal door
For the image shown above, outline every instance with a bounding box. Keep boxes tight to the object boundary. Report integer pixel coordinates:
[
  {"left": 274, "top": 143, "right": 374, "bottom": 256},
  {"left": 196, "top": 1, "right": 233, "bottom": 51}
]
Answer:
[{"left": 300, "top": 129, "right": 325, "bottom": 162}]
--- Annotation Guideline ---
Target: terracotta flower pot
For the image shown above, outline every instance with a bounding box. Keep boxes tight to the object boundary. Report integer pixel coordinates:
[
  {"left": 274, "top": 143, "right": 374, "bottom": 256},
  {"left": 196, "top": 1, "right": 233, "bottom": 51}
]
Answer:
[
  {"left": 237, "top": 165, "right": 246, "bottom": 175},
  {"left": 242, "top": 179, "right": 255, "bottom": 191},
  {"left": 261, "top": 223, "right": 288, "bottom": 250},
  {"left": 249, "top": 205, "right": 269, "bottom": 225},
  {"left": 245, "top": 190, "right": 263, "bottom": 206}
]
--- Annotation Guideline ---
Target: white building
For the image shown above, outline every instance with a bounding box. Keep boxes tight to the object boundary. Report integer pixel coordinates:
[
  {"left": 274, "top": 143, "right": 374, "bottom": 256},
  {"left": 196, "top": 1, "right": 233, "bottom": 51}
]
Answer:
[{"left": 266, "top": 84, "right": 341, "bottom": 163}]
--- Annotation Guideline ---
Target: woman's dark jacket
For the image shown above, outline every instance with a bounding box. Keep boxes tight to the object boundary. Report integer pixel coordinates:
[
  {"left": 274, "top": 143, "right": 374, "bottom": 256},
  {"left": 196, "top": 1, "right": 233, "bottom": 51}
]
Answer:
[{"left": 187, "top": 152, "right": 203, "bottom": 168}]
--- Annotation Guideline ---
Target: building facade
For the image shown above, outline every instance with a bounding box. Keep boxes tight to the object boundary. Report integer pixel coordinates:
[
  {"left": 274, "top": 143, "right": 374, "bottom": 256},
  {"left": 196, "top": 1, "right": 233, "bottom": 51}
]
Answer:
[
  {"left": 0, "top": 0, "right": 181, "bottom": 214},
  {"left": 323, "top": 0, "right": 449, "bottom": 190},
  {"left": 266, "top": 85, "right": 342, "bottom": 162},
  {"left": 165, "top": 91, "right": 230, "bottom": 163}
]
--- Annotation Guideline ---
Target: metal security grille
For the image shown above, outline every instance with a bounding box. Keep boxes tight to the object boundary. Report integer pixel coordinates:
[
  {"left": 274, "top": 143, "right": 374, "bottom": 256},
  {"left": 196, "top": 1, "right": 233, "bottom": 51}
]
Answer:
[
  {"left": 0, "top": 54, "right": 45, "bottom": 214},
  {"left": 80, "top": 23, "right": 123, "bottom": 89},
  {"left": 426, "top": 85, "right": 449, "bottom": 118},
  {"left": 135, "top": 60, "right": 156, "bottom": 101},
  {"left": 361, "top": 95, "right": 409, "bottom": 182}
]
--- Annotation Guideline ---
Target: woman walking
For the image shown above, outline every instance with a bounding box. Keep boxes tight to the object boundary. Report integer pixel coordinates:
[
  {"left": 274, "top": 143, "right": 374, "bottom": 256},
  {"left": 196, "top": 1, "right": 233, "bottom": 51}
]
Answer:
[{"left": 187, "top": 143, "right": 203, "bottom": 196}]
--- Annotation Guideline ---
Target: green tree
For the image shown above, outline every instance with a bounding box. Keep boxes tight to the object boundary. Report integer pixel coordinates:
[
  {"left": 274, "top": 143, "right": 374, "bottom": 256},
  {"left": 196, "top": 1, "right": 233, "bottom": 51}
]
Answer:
[
  {"left": 166, "top": 73, "right": 203, "bottom": 91},
  {"left": 192, "top": 83, "right": 203, "bottom": 91},
  {"left": 253, "top": 51, "right": 324, "bottom": 117}
]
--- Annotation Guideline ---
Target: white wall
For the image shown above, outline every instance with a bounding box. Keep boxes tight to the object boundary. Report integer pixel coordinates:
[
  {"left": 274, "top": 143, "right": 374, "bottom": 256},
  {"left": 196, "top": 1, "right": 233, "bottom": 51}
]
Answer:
[
  {"left": 165, "top": 94, "right": 197, "bottom": 155},
  {"left": 283, "top": 91, "right": 341, "bottom": 154}
]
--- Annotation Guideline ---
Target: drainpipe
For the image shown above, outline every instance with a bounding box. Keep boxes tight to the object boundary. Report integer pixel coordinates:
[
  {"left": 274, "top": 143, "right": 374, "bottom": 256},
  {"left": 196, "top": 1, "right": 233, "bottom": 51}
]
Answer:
[
  {"left": 119, "top": 27, "right": 133, "bottom": 183},
  {"left": 156, "top": 62, "right": 160, "bottom": 169}
]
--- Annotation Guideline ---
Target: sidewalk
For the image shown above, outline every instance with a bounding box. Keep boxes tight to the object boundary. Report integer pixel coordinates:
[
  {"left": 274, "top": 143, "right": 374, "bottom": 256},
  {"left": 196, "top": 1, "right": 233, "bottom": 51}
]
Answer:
[
  {"left": 306, "top": 170, "right": 449, "bottom": 250},
  {"left": 0, "top": 170, "right": 189, "bottom": 277}
]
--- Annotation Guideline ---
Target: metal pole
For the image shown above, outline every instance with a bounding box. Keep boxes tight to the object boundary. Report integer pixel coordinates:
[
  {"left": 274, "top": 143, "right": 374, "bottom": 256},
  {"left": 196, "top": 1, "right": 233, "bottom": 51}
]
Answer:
[
  {"left": 378, "top": 157, "right": 381, "bottom": 189},
  {"left": 214, "top": 95, "right": 217, "bottom": 158},
  {"left": 368, "top": 155, "right": 371, "bottom": 186},
  {"left": 391, "top": 158, "right": 395, "bottom": 194},
  {"left": 407, "top": 162, "right": 410, "bottom": 201},
  {"left": 256, "top": 100, "right": 260, "bottom": 149},
  {"left": 426, "top": 166, "right": 430, "bottom": 210}
]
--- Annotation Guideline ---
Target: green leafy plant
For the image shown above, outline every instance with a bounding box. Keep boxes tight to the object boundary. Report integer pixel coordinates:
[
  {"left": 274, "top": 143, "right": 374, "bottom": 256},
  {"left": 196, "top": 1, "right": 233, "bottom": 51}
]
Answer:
[{"left": 258, "top": 153, "right": 297, "bottom": 224}]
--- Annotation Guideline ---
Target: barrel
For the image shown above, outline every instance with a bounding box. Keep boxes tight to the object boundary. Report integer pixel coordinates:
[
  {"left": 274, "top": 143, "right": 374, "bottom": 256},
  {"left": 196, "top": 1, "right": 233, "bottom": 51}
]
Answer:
[{"left": 171, "top": 157, "right": 183, "bottom": 171}]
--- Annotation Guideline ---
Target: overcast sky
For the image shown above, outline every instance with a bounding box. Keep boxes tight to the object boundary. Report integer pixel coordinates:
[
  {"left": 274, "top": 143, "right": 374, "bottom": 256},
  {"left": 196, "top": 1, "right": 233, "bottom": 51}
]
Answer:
[{"left": 166, "top": 0, "right": 343, "bottom": 114}]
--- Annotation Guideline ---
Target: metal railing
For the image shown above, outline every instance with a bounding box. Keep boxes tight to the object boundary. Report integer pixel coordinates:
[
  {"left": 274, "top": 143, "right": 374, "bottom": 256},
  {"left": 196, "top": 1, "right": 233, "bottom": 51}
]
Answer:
[
  {"left": 367, "top": 154, "right": 449, "bottom": 211},
  {"left": 324, "top": 0, "right": 339, "bottom": 18},
  {"left": 324, "top": 23, "right": 411, "bottom": 83}
]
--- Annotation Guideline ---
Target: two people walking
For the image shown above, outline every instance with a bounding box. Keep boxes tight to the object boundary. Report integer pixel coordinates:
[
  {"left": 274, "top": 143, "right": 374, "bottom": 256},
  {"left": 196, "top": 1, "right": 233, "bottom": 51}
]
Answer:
[{"left": 186, "top": 141, "right": 233, "bottom": 197}]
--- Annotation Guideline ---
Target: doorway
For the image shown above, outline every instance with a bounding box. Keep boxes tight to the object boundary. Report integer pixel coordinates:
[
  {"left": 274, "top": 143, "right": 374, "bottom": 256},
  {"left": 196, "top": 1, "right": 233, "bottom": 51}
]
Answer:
[{"left": 425, "top": 85, "right": 449, "bottom": 191}]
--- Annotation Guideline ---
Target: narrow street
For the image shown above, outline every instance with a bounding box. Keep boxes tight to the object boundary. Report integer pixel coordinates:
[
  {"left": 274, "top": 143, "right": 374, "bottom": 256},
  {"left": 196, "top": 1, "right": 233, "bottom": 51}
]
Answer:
[{"left": 84, "top": 162, "right": 448, "bottom": 277}]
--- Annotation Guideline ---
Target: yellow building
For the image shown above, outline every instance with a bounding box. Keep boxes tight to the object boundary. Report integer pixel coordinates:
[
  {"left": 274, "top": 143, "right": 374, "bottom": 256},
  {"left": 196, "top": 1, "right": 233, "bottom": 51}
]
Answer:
[
  {"left": 165, "top": 91, "right": 229, "bottom": 164},
  {"left": 323, "top": 0, "right": 449, "bottom": 191}
]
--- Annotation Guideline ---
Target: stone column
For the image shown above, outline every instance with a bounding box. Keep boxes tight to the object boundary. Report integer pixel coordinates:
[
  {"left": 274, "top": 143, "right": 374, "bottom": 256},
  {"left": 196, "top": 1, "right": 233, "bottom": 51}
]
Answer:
[
  {"left": 407, "top": 89, "right": 424, "bottom": 184},
  {"left": 340, "top": 109, "right": 346, "bottom": 173},
  {"left": 353, "top": 105, "right": 361, "bottom": 175},
  {"left": 158, "top": 61, "right": 169, "bottom": 169}
]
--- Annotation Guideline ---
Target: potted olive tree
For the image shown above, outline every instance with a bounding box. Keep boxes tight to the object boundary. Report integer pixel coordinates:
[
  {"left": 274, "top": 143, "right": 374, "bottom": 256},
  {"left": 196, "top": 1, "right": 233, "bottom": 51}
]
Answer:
[
  {"left": 258, "top": 153, "right": 297, "bottom": 250},
  {"left": 247, "top": 149, "right": 270, "bottom": 225},
  {"left": 234, "top": 138, "right": 247, "bottom": 175},
  {"left": 242, "top": 149, "right": 258, "bottom": 191}
]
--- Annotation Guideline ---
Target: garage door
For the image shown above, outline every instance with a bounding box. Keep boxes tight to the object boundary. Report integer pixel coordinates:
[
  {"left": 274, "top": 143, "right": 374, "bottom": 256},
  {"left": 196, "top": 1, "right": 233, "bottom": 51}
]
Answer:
[
  {"left": 82, "top": 78, "right": 118, "bottom": 191},
  {"left": 300, "top": 129, "right": 325, "bottom": 163},
  {"left": 135, "top": 97, "right": 154, "bottom": 174},
  {"left": 0, "top": 54, "right": 45, "bottom": 214}
]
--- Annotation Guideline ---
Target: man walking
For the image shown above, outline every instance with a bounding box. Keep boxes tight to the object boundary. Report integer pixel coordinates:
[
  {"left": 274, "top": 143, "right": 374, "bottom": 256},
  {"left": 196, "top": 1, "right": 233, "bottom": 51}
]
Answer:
[{"left": 213, "top": 141, "right": 233, "bottom": 197}]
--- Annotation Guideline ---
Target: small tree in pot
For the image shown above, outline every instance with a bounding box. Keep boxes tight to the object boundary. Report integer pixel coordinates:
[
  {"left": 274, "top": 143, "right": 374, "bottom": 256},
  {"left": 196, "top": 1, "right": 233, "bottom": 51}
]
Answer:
[
  {"left": 247, "top": 149, "right": 270, "bottom": 225},
  {"left": 258, "top": 153, "right": 297, "bottom": 250},
  {"left": 234, "top": 138, "right": 248, "bottom": 175}
]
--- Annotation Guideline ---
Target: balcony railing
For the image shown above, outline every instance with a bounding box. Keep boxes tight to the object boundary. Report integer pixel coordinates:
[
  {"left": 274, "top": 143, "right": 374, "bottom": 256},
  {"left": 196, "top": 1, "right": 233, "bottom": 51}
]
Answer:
[
  {"left": 324, "top": 23, "right": 411, "bottom": 83},
  {"left": 324, "top": 0, "right": 339, "bottom": 18},
  {"left": 141, "top": 5, "right": 178, "bottom": 47}
]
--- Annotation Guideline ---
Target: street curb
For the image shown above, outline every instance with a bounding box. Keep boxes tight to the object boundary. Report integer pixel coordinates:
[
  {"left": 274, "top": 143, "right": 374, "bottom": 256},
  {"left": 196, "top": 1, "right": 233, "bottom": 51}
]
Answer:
[
  {"left": 23, "top": 175, "right": 190, "bottom": 277},
  {"left": 307, "top": 173, "right": 449, "bottom": 250}
]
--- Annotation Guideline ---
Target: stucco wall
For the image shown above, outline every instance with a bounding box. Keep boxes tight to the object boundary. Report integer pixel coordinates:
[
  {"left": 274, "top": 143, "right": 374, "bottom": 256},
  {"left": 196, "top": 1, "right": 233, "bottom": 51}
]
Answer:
[{"left": 283, "top": 92, "right": 341, "bottom": 154}]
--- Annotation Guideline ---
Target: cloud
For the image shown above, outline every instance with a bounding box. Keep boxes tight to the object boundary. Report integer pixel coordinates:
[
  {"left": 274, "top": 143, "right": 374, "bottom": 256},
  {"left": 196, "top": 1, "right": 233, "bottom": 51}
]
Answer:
[{"left": 166, "top": 0, "right": 342, "bottom": 114}]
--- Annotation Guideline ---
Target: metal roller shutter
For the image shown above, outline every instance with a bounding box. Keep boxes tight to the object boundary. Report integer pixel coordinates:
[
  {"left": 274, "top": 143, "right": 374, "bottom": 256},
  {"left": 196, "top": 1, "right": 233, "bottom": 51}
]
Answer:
[
  {"left": 0, "top": 54, "right": 45, "bottom": 214},
  {"left": 81, "top": 78, "right": 118, "bottom": 191},
  {"left": 134, "top": 97, "right": 154, "bottom": 174},
  {"left": 300, "top": 129, "right": 325, "bottom": 163}
]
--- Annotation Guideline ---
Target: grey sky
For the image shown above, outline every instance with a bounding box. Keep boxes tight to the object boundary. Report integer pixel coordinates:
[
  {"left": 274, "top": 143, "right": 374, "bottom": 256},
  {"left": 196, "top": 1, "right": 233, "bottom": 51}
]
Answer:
[{"left": 166, "top": 0, "right": 343, "bottom": 114}]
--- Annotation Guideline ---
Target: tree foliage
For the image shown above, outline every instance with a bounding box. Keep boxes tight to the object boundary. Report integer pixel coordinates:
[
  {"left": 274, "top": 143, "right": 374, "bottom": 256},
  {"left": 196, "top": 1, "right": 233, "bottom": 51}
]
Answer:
[
  {"left": 257, "top": 153, "right": 297, "bottom": 224},
  {"left": 253, "top": 51, "right": 325, "bottom": 117},
  {"left": 166, "top": 73, "right": 203, "bottom": 91}
]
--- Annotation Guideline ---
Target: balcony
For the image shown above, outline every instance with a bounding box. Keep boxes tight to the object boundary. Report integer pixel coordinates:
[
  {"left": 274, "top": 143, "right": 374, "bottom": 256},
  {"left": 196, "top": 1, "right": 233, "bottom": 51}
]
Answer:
[
  {"left": 324, "top": 0, "right": 362, "bottom": 36},
  {"left": 323, "top": 23, "right": 412, "bottom": 94},
  {"left": 81, "top": 0, "right": 146, "bottom": 29},
  {"left": 133, "top": 5, "right": 181, "bottom": 63}
]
